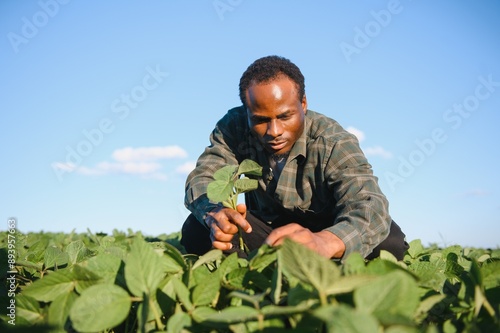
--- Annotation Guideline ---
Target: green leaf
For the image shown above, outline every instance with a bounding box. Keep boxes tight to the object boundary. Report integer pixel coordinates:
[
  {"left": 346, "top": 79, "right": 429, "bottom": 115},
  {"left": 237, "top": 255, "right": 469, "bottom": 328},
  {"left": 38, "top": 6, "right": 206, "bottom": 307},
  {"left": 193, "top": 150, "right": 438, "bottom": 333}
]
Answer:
[
  {"left": 234, "top": 178, "right": 259, "bottom": 193},
  {"left": 237, "top": 159, "right": 263, "bottom": 177},
  {"left": 354, "top": 271, "right": 420, "bottom": 325},
  {"left": 48, "top": 290, "right": 78, "bottom": 328},
  {"left": 224, "top": 268, "right": 270, "bottom": 291},
  {"left": 218, "top": 252, "right": 240, "bottom": 279},
  {"left": 313, "top": 304, "right": 380, "bottom": 333},
  {"left": 191, "top": 271, "right": 221, "bottom": 306},
  {"left": 408, "top": 261, "right": 447, "bottom": 291},
  {"left": 208, "top": 160, "right": 262, "bottom": 206},
  {"left": 248, "top": 244, "right": 278, "bottom": 272},
  {"left": 83, "top": 253, "right": 123, "bottom": 284},
  {"left": 22, "top": 270, "right": 76, "bottom": 302},
  {"left": 324, "top": 274, "right": 378, "bottom": 295},
  {"left": 72, "top": 265, "right": 102, "bottom": 293},
  {"left": 207, "top": 179, "right": 234, "bottom": 204},
  {"left": 198, "top": 305, "right": 260, "bottom": 326},
  {"left": 70, "top": 284, "right": 131, "bottom": 332},
  {"left": 191, "top": 306, "right": 217, "bottom": 323},
  {"left": 16, "top": 294, "right": 44, "bottom": 325},
  {"left": 468, "top": 260, "right": 496, "bottom": 317},
  {"left": 25, "top": 239, "right": 48, "bottom": 264},
  {"left": 192, "top": 262, "right": 212, "bottom": 288},
  {"left": 414, "top": 294, "right": 445, "bottom": 323},
  {"left": 137, "top": 293, "right": 164, "bottom": 332},
  {"left": 192, "top": 249, "right": 223, "bottom": 270},
  {"left": 213, "top": 165, "right": 238, "bottom": 181},
  {"left": 167, "top": 312, "right": 192, "bottom": 333},
  {"left": 16, "top": 259, "right": 43, "bottom": 271},
  {"left": 65, "top": 240, "right": 93, "bottom": 265},
  {"left": 481, "top": 260, "right": 500, "bottom": 290},
  {"left": 288, "top": 283, "right": 317, "bottom": 306},
  {"left": 171, "top": 275, "right": 194, "bottom": 312},
  {"left": 22, "top": 265, "right": 101, "bottom": 302},
  {"left": 223, "top": 267, "right": 249, "bottom": 289},
  {"left": 156, "top": 277, "right": 177, "bottom": 315},
  {"left": 162, "top": 241, "right": 187, "bottom": 273},
  {"left": 445, "top": 252, "right": 465, "bottom": 279},
  {"left": 261, "top": 300, "right": 316, "bottom": 316},
  {"left": 44, "top": 246, "right": 69, "bottom": 269},
  {"left": 125, "top": 236, "right": 164, "bottom": 297},
  {"left": 385, "top": 326, "right": 421, "bottom": 333},
  {"left": 342, "top": 252, "right": 367, "bottom": 275},
  {"left": 278, "top": 238, "right": 341, "bottom": 294},
  {"left": 407, "top": 239, "right": 424, "bottom": 259},
  {"left": 366, "top": 257, "right": 410, "bottom": 276}
]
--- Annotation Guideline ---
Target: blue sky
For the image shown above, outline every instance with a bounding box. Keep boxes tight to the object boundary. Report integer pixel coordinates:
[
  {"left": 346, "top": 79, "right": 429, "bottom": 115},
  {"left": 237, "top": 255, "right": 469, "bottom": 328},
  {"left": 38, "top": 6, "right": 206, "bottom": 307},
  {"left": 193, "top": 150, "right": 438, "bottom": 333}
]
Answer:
[{"left": 1, "top": 0, "right": 499, "bottom": 248}]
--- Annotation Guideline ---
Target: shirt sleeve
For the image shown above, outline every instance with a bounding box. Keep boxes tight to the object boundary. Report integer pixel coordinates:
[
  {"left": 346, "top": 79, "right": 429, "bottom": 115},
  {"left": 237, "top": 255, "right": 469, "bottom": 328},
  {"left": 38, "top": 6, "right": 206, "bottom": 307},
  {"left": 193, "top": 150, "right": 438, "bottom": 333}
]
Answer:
[
  {"left": 184, "top": 113, "right": 241, "bottom": 226},
  {"left": 322, "top": 132, "right": 392, "bottom": 259}
]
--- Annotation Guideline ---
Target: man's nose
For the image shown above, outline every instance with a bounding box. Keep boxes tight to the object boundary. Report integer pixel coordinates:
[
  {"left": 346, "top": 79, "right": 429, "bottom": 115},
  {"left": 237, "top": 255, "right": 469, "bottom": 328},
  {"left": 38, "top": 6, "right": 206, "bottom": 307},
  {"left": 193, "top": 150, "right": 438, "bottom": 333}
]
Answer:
[{"left": 267, "top": 119, "right": 283, "bottom": 138}]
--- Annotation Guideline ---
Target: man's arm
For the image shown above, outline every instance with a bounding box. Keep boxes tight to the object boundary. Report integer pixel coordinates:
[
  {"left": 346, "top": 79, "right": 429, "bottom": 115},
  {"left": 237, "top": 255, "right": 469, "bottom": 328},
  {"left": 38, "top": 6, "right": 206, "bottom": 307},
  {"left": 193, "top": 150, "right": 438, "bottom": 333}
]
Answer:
[{"left": 322, "top": 132, "right": 392, "bottom": 259}]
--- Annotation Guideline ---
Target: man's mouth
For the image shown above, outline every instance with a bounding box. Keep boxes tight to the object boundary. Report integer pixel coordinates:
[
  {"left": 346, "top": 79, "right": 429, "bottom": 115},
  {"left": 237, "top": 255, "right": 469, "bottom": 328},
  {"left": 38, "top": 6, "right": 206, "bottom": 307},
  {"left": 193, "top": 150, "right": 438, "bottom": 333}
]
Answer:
[{"left": 267, "top": 140, "right": 287, "bottom": 151}]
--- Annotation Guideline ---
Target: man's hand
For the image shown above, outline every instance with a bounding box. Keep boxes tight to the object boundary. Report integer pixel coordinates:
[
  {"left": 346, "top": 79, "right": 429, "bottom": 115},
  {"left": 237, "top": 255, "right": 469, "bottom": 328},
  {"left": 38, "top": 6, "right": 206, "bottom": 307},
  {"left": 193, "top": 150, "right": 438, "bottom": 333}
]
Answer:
[
  {"left": 265, "top": 223, "right": 346, "bottom": 259},
  {"left": 205, "top": 204, "right": 252, "bottom": 251}
]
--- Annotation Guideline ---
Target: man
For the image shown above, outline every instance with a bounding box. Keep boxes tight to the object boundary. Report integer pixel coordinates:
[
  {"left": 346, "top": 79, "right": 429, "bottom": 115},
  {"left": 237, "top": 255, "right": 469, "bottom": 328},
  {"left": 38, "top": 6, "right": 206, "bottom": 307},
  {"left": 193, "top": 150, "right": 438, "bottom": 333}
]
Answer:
[{"left": 182, "top": 55, "right": 409, "bottom": 261}]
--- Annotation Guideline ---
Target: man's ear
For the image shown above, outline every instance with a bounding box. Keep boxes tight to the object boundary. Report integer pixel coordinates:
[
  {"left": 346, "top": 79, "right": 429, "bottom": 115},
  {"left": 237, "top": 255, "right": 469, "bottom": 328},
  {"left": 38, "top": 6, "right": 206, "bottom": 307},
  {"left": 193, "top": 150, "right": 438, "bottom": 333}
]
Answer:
[{"left": 302, "top": 94, "right": 308, "bottom": 114}]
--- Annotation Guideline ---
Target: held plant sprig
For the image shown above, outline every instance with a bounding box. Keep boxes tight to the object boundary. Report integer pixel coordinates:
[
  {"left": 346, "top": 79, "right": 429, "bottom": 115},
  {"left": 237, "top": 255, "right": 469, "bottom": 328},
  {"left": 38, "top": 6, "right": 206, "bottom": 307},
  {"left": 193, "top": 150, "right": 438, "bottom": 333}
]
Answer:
[{"left": 207, "top": 159, "right": 263, "bottom": 253}]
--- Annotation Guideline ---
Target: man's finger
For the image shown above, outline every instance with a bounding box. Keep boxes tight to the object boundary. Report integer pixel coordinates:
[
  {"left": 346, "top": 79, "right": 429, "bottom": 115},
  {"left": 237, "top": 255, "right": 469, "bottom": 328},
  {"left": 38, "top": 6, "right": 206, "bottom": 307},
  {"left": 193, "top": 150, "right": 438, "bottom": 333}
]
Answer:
[
  {"left": 236, "top": 203, "right": 247, "bottom": 219},
  {"left": 265, "top": 223, "right": 304, "bottom": 246},
  {"left": 210, "top": 223, "right": 236, "bottom": 242},
  {"left": 210, "top": 212, "right": 238, "bottom": 234},
  {"left": 226, "top": 208, "right": 252, "bottom": 233},
  {"left": 212, "top": 240, "right": 233, "bottom": 251}
]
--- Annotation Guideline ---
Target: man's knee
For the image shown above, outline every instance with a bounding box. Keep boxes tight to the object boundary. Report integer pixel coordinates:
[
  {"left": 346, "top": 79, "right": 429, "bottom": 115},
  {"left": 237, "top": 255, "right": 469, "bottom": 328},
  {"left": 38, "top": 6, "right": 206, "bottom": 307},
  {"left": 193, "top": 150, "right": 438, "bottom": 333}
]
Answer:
[{"left": 366, "top": 220, "right": 409, "bottom": 261}]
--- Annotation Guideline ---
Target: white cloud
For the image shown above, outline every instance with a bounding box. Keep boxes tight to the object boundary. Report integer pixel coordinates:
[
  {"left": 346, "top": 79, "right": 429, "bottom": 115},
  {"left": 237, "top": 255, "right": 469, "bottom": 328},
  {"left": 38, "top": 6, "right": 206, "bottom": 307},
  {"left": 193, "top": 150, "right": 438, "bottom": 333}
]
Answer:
[
  {"left": 343, "top": 127, "right": 392, "bottom": 159},
  {"left": 456, "top": 189, "right": 490, "bottom": 198},
  {"left": 346, "top": 126, "right": 365, "bottom": 143},
  {"left": 176, "top": 161, "right": 196, "bottom": 175},
  {"left": 51, "top": 162, "right": 77, "bottom": 172},
  {"left": 363, "top": 146, "right": 393, "bottom": 159},
  {"left": 53, "top": 161, "right": 167, "bottom": 179},
  {"left": 81, "top": 162, "right": 163, "bottom": 175},
  {"left": 51, "top": 145, "right": 190, "bottom": 181},
  {"left": 112, "top": 145, "right": 187, "bottom": 162}
]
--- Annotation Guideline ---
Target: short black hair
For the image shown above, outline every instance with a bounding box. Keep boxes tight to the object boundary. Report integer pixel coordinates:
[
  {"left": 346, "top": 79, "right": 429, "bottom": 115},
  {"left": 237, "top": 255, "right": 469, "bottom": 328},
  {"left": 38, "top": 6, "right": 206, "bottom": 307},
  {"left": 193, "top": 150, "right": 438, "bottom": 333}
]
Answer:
[{"left": 239, "top": 55, "right": 305, "bottom": 107}]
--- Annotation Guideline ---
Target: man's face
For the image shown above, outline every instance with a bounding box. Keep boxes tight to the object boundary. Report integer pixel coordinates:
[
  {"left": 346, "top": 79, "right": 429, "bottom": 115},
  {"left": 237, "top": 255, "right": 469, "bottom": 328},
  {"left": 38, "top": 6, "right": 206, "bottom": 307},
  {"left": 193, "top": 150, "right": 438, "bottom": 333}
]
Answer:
[{"left": 245, "top": 76, "right": 307, "bottom": 155}]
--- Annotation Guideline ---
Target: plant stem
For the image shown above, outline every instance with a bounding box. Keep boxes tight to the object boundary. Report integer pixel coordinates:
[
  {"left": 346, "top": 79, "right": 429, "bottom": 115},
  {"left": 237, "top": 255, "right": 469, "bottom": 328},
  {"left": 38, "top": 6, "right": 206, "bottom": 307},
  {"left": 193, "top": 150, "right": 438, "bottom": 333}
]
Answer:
[
  {"left": 151, "top": 298, "right": 165, "bottom": 331},
  {"left": 319, "top": 291, "right": 327, "bottom": 306},
  {"left": 230, "top": 193, "right": 248, "bottom": 254}
]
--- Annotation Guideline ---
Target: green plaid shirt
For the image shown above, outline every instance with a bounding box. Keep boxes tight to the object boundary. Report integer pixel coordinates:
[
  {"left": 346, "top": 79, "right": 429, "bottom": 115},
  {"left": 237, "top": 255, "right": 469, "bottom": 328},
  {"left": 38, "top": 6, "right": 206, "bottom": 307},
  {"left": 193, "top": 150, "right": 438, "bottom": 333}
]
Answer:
[{"left": 185, "top": 106, "right": 391, "bottom": 258}]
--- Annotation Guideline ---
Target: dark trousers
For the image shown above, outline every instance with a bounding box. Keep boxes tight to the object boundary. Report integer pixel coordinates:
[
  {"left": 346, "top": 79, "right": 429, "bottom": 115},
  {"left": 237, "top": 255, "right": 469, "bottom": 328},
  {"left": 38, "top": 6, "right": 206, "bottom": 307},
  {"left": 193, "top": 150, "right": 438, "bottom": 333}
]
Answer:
[{"left": 180, "top": 212, "right": 409, "bottom": 260}]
